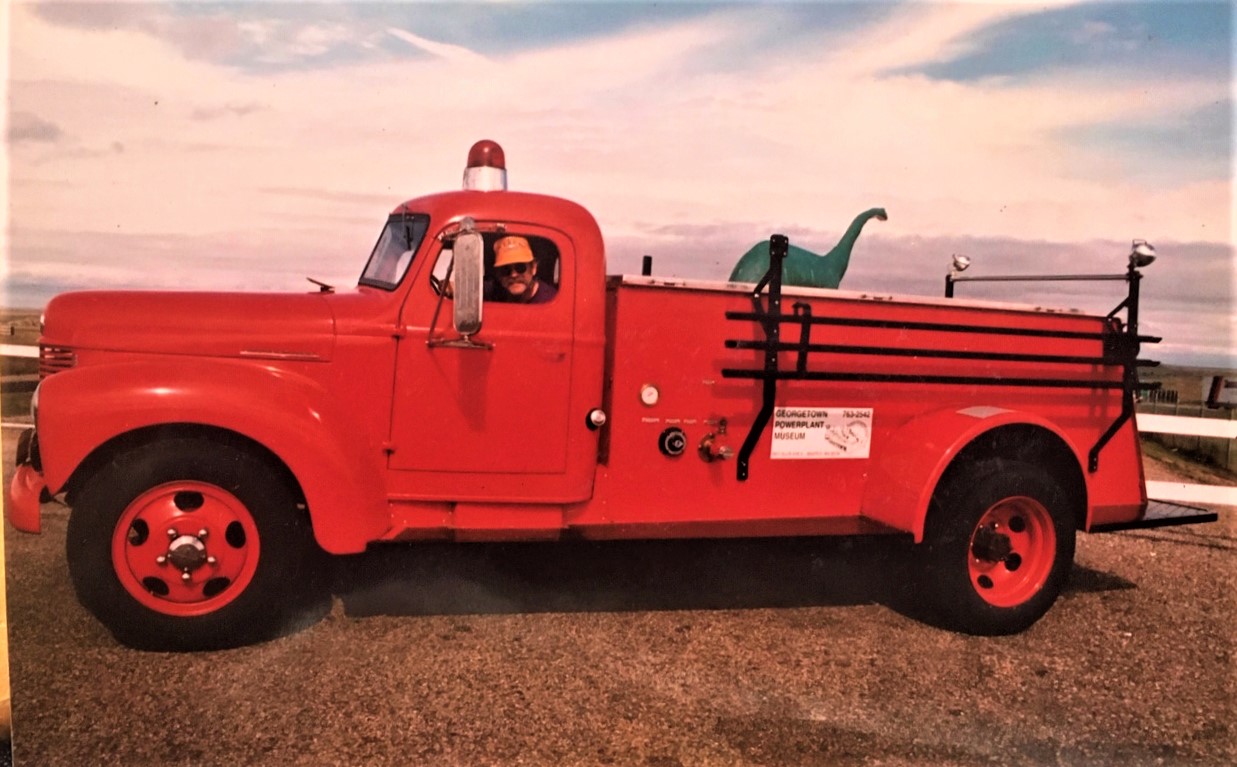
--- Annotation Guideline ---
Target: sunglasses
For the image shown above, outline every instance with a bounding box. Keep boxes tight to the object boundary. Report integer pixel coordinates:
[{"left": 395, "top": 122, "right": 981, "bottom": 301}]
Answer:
[{"left": 498, "top": 262, "right": 531, "bottom": 276}]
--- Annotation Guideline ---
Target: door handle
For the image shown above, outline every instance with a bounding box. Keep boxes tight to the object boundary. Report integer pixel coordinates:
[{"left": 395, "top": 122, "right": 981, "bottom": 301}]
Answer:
[{"left": 535, "top": 346, "right": 568, "bottom": 363}]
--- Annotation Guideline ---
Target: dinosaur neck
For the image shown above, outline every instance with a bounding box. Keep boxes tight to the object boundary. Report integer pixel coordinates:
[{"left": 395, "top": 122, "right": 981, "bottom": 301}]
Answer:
[{"left": 831, "top": 208, "right": 884, "bottom": 262}]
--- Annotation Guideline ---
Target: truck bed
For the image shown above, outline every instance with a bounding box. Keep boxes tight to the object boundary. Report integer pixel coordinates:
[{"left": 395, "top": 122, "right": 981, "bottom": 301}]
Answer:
[{"left": 562, "top": 275, "right": 1145, "bottom": 538}]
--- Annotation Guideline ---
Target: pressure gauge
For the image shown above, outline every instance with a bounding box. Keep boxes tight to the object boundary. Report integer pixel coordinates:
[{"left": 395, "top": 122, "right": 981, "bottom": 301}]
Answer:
[{"left": 640, "top": 384, "right": 660, "bottom": 407}]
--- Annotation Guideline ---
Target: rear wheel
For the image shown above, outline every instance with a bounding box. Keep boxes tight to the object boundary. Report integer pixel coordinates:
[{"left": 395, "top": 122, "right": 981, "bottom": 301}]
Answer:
[
  {"left": 67, "top": 437, "right": 328, "bottom": 650},
  {"left": 918, "top": 459, "right": 1076, "bottom": 635}
]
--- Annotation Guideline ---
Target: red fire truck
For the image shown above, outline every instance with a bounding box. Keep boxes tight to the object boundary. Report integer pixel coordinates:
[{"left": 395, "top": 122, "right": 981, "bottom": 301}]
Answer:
[{"left": 8, "top": 141, "right": 1215, "bottom": 650}]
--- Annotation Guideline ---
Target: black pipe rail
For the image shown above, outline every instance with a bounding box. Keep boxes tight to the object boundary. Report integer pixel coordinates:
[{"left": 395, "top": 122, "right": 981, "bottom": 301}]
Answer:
[{"left": 723, "top": 235, "right": 1159, "bottom": 481}]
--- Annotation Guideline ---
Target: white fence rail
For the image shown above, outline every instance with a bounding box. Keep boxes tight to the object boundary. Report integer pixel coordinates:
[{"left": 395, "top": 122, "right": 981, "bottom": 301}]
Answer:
[
  {"left": 1145, "top": 481, "right": 1237, "bottom": 507},
  {"left": 1137, "top": 413, "right": 1237, "bottom": 440},
  {"left": 1137, "top": 406, "right": 1236, "bottom": 506},
  {"left": 0, "top": 345, "right": 37, "bottom": 359}
]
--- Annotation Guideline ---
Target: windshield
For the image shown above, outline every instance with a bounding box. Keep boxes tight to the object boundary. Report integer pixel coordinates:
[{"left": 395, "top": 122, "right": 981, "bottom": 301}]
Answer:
[{"left": 358, "top": 214, "right": 430, "bottom": 290}]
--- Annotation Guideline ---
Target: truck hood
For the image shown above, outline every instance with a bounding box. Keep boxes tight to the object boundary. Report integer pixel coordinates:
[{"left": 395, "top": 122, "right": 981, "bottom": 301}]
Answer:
[{"left": 42, "top": 290, "right": 336, "bottom": 362}]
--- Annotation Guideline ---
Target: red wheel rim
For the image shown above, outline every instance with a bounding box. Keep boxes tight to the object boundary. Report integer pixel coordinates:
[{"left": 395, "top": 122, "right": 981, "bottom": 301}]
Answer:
[
  {"left": 967, "top": 496, "right": 1056, "bottom": 608},
  {"left": 111, "top": 482, "right": 261, "bottom": 617}
]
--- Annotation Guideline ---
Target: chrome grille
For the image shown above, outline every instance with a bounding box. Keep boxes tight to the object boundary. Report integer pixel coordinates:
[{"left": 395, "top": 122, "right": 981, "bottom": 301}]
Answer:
[{"left": 39, "top": 345, "right": 76, "bottom": 378}]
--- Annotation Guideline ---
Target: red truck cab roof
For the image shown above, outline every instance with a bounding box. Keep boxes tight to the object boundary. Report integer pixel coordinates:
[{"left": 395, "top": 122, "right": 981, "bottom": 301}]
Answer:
[{"left": 389, "top": 189, "right": 605, "bottom": 247}]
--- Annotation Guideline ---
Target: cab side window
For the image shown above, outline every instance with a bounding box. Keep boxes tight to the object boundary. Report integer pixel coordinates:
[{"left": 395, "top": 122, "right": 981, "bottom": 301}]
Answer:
[{"left": 430, "top": 233, "right": 560, "bottom": 304}]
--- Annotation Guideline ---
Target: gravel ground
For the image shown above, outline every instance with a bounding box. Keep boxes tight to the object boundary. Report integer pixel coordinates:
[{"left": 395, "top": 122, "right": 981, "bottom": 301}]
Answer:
[{"left": 4, "top": 430, "right": 1234, "bottom": 766}]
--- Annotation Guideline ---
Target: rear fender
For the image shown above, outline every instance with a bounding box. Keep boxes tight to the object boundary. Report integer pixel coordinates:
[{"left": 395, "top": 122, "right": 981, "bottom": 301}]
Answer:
[
  {"left": 862, "top": 406, "right": 1081, "bottom": 542},
  {"left": 38, "top": 359, "right": 387, "bottom": 554}
]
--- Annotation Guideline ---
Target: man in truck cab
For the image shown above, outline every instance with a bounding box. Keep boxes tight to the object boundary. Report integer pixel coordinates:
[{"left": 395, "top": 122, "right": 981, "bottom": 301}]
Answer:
[{"left": 492, "top": 235, "right": 557, "bottom": 304}]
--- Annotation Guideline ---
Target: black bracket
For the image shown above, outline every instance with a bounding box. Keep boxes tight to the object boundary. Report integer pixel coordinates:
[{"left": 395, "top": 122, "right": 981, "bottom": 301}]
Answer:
[
  {"left": 734, "top": 234, "right": 787, "bottom": 481},
  {"left": 1087, "top": 262, "right": 1157, "bottom": 471}
]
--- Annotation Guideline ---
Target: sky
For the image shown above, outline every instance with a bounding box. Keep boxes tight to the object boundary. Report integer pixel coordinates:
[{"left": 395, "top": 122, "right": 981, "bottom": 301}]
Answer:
[{"left": 3, "top": 1, "right": 1233, "bottom": 367}]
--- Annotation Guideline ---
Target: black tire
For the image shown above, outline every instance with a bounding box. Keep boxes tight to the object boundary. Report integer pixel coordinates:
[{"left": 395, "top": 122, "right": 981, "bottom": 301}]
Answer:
[
  {"left": 916, "top": 458, "right": 1076, "bottom": 635},
  {"left": 66, "top": 437, "right": 329, "bottom": 651}
]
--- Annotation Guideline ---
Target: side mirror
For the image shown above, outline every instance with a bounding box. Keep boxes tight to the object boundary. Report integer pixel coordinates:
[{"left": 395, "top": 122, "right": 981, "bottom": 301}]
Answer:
[{"left": 452, "top": 230, "right": 483, "bottom": 336}]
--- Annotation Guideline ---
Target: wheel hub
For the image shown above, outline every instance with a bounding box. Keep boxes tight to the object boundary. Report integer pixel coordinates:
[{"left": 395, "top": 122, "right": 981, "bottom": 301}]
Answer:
[
  {"left": 167, "top": 534, "right": 208, "bottom": 571},
  {"left": 971, "top": 524, "right": 1013, "bottom": 563}
]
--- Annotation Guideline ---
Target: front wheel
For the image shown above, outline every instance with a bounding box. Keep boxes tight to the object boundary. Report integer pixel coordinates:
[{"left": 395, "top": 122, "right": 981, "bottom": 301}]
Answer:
[
  {"left": 67, "top": 437, "right": 328, "bottom": 650},
  {"left": 917, "top": 459, "right": 1076, "bottom": 635}
]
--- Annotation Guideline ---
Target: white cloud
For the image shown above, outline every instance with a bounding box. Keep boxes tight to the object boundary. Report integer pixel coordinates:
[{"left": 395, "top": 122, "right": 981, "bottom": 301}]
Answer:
[
  {"left": 237, "top": 20, "right": 272, "bottom": 47},
  {"left": 823, "top": 0, "right": 1078, "bottom": 77},
  {"left": 1071, "top": 20, "right": 1117, "bottom": 45},
  {"left": 291, "top": 24, "right": 354, "bottom": 57},
  {"left": 386, "top": 28, "right": 489, "bottom": 65}
]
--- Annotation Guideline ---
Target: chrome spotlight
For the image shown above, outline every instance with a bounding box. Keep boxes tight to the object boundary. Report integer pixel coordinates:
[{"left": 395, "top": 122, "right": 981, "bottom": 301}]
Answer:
[
  {"left": 1129, "top": 240, "right": 1156, "bottom": 268},
  {"left": 951, "top": 254, "right": 972, "bottom": 273}
]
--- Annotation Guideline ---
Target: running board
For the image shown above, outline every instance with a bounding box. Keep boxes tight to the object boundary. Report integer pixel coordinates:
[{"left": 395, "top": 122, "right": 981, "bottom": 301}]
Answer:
[{"left": 1091, "top": 499, "right": 1219, "bottom": 533}]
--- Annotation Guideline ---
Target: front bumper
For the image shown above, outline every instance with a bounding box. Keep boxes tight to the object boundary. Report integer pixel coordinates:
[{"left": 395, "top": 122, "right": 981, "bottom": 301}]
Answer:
[
  {"left": 8, "top": 463, "right": 45, "bottom": 533},
  {"left": 7, "top": 427, "right": 45, "bottom": 533}
]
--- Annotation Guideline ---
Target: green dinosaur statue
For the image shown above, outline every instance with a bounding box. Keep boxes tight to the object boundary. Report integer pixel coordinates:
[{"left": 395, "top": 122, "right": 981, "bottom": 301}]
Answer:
[{"left": 728, "top": 207, "right": 888, "bottom": 288}]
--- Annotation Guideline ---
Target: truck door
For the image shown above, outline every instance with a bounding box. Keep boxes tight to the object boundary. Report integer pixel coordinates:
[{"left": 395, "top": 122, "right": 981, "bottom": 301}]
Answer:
[{"left": 388, "top": 223, "right": 577, "bottom": 498}]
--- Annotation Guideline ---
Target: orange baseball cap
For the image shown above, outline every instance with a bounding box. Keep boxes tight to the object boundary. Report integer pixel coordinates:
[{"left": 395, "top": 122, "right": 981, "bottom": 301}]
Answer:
[{"left": 493, "top": 236, "right": 534, "bottom": 267}]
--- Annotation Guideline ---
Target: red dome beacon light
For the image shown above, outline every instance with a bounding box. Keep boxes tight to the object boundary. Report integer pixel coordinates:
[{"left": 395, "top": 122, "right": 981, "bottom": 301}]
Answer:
[{"left": 463, "top": 139, "right": 507, "bottom": 191}]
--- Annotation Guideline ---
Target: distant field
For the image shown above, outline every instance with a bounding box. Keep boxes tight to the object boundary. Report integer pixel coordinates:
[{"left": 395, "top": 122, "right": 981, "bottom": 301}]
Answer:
[
  {"left": 0, "top": 310, "right": 40, "bottom": 348},
  {"left": 1, "top": 310, "right": 41, "bottom": 418},
  {"left": 1142, "top": 364, "right": 1234, "bottom": 406}
]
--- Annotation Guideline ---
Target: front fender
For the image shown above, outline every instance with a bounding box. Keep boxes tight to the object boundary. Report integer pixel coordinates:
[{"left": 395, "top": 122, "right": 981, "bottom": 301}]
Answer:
[
  {"left": 861, "top": 406, "right": 1082, "bottom": 542},
  {"left": 38, "top": 358, "right": 387, "bottom": 554}
]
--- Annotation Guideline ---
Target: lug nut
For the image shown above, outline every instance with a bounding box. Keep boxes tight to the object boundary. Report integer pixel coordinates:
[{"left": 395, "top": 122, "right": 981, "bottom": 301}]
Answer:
[
  {"left": 167, "top": 528, "right": 178, "bottom": 539},
  {"left": 156, "top": 555, "right": 167, "bottom": 565},
  {"left": 197, "top": 529, "right": 209, "bottom": 539},
  {"left": 206, "top": 556, "right": 217, "bottom": 565},
  {"left": 181, "top": 571, "right": 192, "bottom": 582}
]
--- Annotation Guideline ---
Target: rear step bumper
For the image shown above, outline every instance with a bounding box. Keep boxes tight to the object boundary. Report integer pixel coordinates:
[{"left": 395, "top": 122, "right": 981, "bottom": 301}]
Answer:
[{"left": 1091, "top": 499, "right": 1219, "bottom": 533}]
